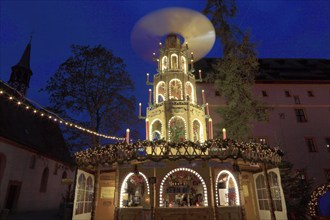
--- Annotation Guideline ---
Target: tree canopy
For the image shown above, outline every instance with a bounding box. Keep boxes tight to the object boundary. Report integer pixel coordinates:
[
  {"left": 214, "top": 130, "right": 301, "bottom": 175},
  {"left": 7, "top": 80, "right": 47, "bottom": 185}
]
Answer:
[
  {"left": 204, "top": 0, "right": 267, "bottom": 140},
  {"left": 44, "top": 45, "right": 136, "bottom": 150}
]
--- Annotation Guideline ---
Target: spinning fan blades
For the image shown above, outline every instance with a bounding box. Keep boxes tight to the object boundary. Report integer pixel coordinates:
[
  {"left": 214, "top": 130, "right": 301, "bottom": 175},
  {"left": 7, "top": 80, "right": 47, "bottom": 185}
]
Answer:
[{"left": 131, "top": 7, "right": 215, "bottom": 62}]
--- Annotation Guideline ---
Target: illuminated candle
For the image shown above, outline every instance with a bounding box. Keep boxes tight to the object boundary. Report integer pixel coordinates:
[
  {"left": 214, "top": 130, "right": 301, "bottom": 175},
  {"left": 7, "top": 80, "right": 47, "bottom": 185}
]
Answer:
[
  {"left": 209, "top": 118, "right": 213, "bottom": 139},
  {"left": 185, "top": 42, "right": 189, "bottom": 50},
  {"left": 126, "top": 128, "right": 130, "bottom": 144},
  {"left": 146, "top": 73, "right": 149, "bottom": 84},
  {"left": 159, "top": 42, "right": 162, "bottom": 48},
  {"left": 148, "top": 89, "right": 152, "bottom": 104},
  {"left": 199, "top": 69, "right": 202, "bottom": 79},
  {"left": 206, "top": 103, "right": 210, "bottom": 115},
  {"left": 202, "top": 90, "right": 206, "bottom": 104},
  {"left": 139, "top": 102, "right": 142, "bottom": 117},
  {"left": 222, "top": 128, "right": 227, "bottom": 140},
  {"left": 146, "top": 119, "right": 149, "bottom": 140}
]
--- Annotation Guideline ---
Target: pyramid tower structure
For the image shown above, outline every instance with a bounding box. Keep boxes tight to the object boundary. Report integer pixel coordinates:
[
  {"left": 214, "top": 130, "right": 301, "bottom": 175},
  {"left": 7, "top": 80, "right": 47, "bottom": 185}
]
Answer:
[{"left": 145, "top": 34, "right": 211, "bottom": 143}]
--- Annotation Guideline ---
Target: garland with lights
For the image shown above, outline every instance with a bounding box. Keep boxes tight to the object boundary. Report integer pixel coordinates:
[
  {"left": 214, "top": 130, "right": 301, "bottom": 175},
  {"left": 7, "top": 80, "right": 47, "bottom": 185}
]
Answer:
[
  {"left": 74, "top": 139, "right": 283, "bottom": 167},
  {"left": 307, "top": 183, "right": 330, "bottom": 217},
  {"left": 0, "top": 83, "right": 125, "bottom": 141}
]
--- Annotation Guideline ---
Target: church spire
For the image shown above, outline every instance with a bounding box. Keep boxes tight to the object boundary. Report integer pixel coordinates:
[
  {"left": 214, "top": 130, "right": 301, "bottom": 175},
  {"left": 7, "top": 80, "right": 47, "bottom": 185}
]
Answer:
[
  {"left": 8, "top": 36, "right": 33, "bottom": 96},
  {"left": 15, "top": 35, "right": 32, "bottom": 70}
]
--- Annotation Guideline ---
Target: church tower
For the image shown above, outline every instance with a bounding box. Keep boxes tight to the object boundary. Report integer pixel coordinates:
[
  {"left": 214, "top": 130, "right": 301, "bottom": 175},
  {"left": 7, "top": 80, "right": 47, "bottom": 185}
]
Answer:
[
  {"left": 8, "top": 38, "right": 33, "bottom": 96},
  {"left": 145, "top": 34, "right": 211, "bottom": 143}
]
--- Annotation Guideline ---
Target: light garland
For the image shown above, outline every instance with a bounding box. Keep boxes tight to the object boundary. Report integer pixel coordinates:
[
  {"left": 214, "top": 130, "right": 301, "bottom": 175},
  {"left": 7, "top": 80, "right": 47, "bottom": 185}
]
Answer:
[
  {"left": 308, "top": 183, "right": 330, "bottom": 216},
  {"left": 74, "top": 139, "right": 283, "bottom": 167},
  {"left": 0, "top": 85, "right": 125, "bottom": 141}
]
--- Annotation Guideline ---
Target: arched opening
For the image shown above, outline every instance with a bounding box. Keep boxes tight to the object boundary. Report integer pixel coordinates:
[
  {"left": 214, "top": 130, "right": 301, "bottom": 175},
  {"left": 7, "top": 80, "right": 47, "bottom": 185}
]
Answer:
[
  {"left": 119, "top": 172, "right": 150, "bottom": 208},
  {"left": 39, "top": 167, "right": 49, "bottom": 192},
  {"left": 215, "top": 170, "right": 240, "bottom": 206},
  {"left": 169, "top": 79, "right": 182, "bottom": 100},
  {"left": 150, "top": 119, "right": 162, "bottom": 141},
  {"left": 168, "top": 116, "right": 186, "bottom": 142},
  {"left": 162, "top": 56, "right": 168, "bottom": 71},
  {"left": 156, "top": 81, "right": 166, "bottom": 104},
  {"left": 185, "top": 82, "right": 194, "bottom": 103},
  {"left": 171, "top": 54, "right": 178, "bottom": 69},
  {"left": 192, "top": 119, "right": 204, "bottom": 143},
  {"left": 62, "top": 171, "right": 68, "bottom": 179},
  {"left": 159, "top": 167, "right": 208, "bottom": 207},
  {"left": 181, "top": 56, "right": 187, "bottom": 73}
]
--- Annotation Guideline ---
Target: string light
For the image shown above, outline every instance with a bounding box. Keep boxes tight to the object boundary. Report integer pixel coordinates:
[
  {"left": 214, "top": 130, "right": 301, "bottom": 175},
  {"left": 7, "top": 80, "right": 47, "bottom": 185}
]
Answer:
[
  {"left": 0, "top": 84, "right": 125, "bottom": 141},
  {"left": 74, "top": 139, "right": 283, "bottom": 167}
]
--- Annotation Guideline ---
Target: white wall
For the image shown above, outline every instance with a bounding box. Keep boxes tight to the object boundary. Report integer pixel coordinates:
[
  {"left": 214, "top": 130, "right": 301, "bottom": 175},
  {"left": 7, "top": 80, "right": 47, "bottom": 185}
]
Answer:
[{"left": 0, "top": 140, "right": 75, "bottom": 212}]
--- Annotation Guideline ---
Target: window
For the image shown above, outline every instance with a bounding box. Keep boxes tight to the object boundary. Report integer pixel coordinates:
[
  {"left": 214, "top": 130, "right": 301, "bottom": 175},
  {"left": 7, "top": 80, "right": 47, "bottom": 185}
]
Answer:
[
  {"left": 84, "top": 177, "right": 93, "bottom": 213},
  {"left": 75, "top": 173, "right": 94, "bottom": 215},
  {"left": 256, "top": 175, "right": 269, "bottom": 210},
  {"left": 307, "top": 90, "right": 314, "bottom": 97},
  {"left": 262, "top": 90, "right": 268, "bottom": 97},
  {"left": 305, "top": 138, "right": 317, "bottom": 152},
  {"left": 268, "top": 172, "right": 282, "bottom": 211},
  {"left": 29, "top": 155, "right": 36, "bottom": 169},
  {"left": 284, "top": 90, "right": 291, "bottom": 97},
  {"left": 279, "top": 113, "right": 285, "bottom": 119},
  {"left": 62, "top": 171, "right": 67, "bottom": 179},
  {"left": 75, "top": 174, "right": 86, "bottom": 215},
  {"left": 295, "top": 109, "right": 307, "bottom": 122},
  {"left": 293, "top": 96, "right": 301, "bottom": 104},
  {"left": 40, "top": 167, "right": 49, "bottom": 192},
  {"left": 215, "top": 90, "right": 220, "bottom": 96}
]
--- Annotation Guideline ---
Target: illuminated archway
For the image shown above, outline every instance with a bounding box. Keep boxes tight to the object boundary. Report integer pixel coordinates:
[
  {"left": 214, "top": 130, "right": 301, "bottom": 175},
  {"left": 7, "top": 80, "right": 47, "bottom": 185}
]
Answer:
[
  {"left": 169, "top": 79, "right": 182, "bottom": 100},
  {"left": 119, "top": 172, "right": 150, "bottom": 208},
  {"left": 159, "top": 167, "right": 208, "bottom": 207},
  {"left": 150, "top": 119, "right": 162, "bottom": 141},
  {"left": 192, "top": 119, "right": 204, "bottom": 143},
  {"left": 171, "top": 54, "right": 178, "bottom": 69},
  {"left": 181, "top": 56, "right": 187, "bottom": 73},
  {"left": 168, "top": 116, "right": 187, "bottom": 142},
  {"left": 185, "top": 82, "right": 194, "bottom": 103},
  {"left": 162, "top": 56, "right": 168, "bottom": 71},
  {"left": 215, "top": 170, "right": 240, "bottom": 206},
  {"left": 156, "top": 81, "right": 166, "bottom": 103}
]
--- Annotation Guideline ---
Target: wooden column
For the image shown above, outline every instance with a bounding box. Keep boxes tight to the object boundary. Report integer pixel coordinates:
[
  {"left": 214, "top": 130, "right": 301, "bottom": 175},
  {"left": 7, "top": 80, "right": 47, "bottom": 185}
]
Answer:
[
  {"left": 91, "top": 165, "right": 100, "bottom": 220},
  {"left": 209, "top": 167, "right": 216, "bottom": 220}
]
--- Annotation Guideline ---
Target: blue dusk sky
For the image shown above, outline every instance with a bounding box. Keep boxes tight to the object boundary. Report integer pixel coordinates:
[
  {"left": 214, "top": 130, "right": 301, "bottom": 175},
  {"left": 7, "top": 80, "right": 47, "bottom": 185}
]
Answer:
[{"left": 0, "top": 0, "right": 329, "bottom": 140}]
